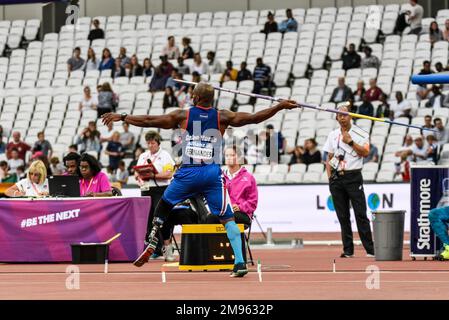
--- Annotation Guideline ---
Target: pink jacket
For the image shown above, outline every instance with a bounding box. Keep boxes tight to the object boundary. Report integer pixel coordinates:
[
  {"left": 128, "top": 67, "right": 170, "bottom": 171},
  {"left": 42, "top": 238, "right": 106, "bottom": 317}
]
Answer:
[{"left": 223, "top": 167, "right": 258, "bottom": 218}]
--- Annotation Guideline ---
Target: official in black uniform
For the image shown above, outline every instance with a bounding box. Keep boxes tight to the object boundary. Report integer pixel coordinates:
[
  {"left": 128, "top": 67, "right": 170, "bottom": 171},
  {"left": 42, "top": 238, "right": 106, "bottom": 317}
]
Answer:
[{"left": 323, "top": 105, "right": 375, "bottom": 258}]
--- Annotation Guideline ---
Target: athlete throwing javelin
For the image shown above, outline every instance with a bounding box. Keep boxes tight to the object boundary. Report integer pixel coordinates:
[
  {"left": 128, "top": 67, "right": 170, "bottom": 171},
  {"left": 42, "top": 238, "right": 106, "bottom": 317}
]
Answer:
[{"left": 102, "top": 82, "right": 297, "bottom": 277}]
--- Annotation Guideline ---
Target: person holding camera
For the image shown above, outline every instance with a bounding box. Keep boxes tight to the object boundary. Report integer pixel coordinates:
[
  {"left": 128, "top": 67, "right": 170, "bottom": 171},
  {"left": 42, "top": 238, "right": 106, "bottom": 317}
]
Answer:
[{"left": 323, "top": 105, "right": 375, "bottom": 258}]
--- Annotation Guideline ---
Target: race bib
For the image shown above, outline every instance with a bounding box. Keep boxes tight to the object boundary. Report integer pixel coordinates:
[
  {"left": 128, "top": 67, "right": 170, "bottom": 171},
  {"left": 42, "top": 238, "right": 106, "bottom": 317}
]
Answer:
[{"left": 185, "top": 144, "right": 213, "bottom": 160}]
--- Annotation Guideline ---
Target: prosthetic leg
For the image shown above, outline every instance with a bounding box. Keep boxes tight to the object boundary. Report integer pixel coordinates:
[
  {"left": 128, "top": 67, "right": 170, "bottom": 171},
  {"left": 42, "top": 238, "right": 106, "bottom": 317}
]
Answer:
[{"left": 133, "top": 199, "right": 173, "bottom": 267}]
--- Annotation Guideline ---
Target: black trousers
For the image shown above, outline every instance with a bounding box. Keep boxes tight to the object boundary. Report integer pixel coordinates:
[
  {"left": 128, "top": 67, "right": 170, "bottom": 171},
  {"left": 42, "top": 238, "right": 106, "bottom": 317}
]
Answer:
[
  {"left": 329, "top": 171, "right": 374, "bottom": 255},
  {"left": 161, "top": 208, "right": 198, "bottom": 241},
  {"left": 141, "top": 186, "right": 167, "bottom": 252},
  {"left": 206, "top": 211, "right": 252, "bottom": 226}
]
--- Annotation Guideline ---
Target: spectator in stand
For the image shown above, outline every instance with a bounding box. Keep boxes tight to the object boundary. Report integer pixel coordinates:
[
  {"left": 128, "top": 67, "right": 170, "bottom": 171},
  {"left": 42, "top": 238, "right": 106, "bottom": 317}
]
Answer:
[
  {"left": 6, "top": 131, "right": 31, "bottom": 162},
  {"left": 33, "top": 132, "right": 53, "bottom": 159},
  {"left": 97, "top": 82, "right": 117, "bottom": 117},
  {"left": 163, "top": 36, "right": 180, "bottom": 60},
  {"left": 165, "top": 68, "right": 179, "bottom": 89},
  {"left": 422, "top": 115, "right": 434, "bottom": 137},
  {"left": 67, "top": 47, "right": 85, "bottom": 74},
  {"left": 279, "top": 8, "right": 298, "bottom": 33},
  {"left": 342, "top": 43, "right": 361, "bottom": 70},
  {"left": 406, "top": 0, "right": 424, "bottom": 35},
  {"left": 149, "top": 66, "right": 168, "bottom": 92},
  {"left": 114, "top": 160, "right": 129, "bottom": 186},
  {"left": 0, "top": 161, "right": 17, "bottom": 183},
  {"left": 237, "top": 61, "right": 252, "bottom": 82},
  {"left": 179, "top": 85, "right": 194, "bottom": 108},
  {"left": 361, "top": 46, "right": 380, "bottom": 69},
  {"left": 85, "top": 47, "right": 100, "bottom": 71},
  {"left": 396, "top": 152, "right": 411, "bottom": 182},
  {"left": 163, "top": 86, "right": 179, "bottom": 109},
  {"left": 159, "top": 54, "right": 174, "bottom": 78},
  {"left": 79, "top": 153, "right": 112, "bottom": 197},
  {"left": 120, "top": 122, "right": 135, "bottom": 154},
  {"left": 395, "top": 134, "right": 414, "bottom": 161},
  {"left": 76, "top": 128, "right": 101, "bottom": 155},
  {"left": 67, "top": 144, "right": 78, "bottom": 154},
  {"left": 426, "top": 85, "right": 446, "bottom": 108},
  {"left": 219, "top": 146, "right": 258, "bottom": 226},
  {"left": 206, "top": 51, "right": 223, "bottom": 75},
  {"left": 363, "top": 141, "right": 379, "bottom": 164},
  {"left": 365, "top": 78, "right": 383, "bottom": 102},
  {"left": 253, "top": 57, "right": 272, "bottom": 95},
  {"left": 112, "top": 57, "right": 126, "bottom": 78},
  {"left": 429, "top": 21, "right": 444, "bottom": 45},
  {"left": 88, "top": 121, "right": 101, "bottom": 140},
  {"left": 288, "top": 138, "right": 321, "bottom": 165},
  {"left": 376, "top": 93, "right": 391, "bottom": 118},
  {"left": 129, "top": 55, "right": 143, "bottom": 78},
  {"left": 221, "top": 61, "right": 238, "bottom": 82},
  {"left": 177, "top": 57, "right": 190, "bottom": 75},
  {"left": 100, "top": 122, "right": 115, "bottom": 143},
  {"left": 117, "top": 47, "right": 130, "bottom": 68},
  {"left": 181, "top": 37, "right": 194, "bottom": 60},
  {"left": 50, "top": 157, "right": 65, "bottom": 175},
  {"left": 105, "top": 132, "right": 125, "bottom": 171},
  {"left": 16, "top": 165, "right": 25, "bottom": 180},
  {"left": 63, "top": 152, "right": 81, "bottom": 176},
  {"left": 99, "top": 48, "right": 115, "bottom": 71},
  {"left": 434, "top": 118, "right": 449, "bottom": 145},
  {"left": 192, "top": 53, "right": 208, "bottom": 75},
  {"left": 79, "top": 86, "right": 98, "bottom": 112},
  {"left": 353, "top": 80, "right": 366, "bottom": 102},
  {"left": 261, "top": 11, "right": 278, "bottom": 35},
  {"left": 426, "top": 134, "right": 439, "bottom": 164},
  {"left": 127, "top": 147, "right": 145, "bottom": 175},
  {"left": 435, "top": 62, "right": 446, "bottom": 73},
  {"left": 143, "top": 58, "right": 153, "bottom": 77},
  {"left": 443, "top": 19, "right": 449, "bottom": 41},
  {"left": 88, "top": 19, "right": 104, "bottom": 43},
  {"left": 7, "top": 149, "right": 24, "bottom": 174},
  {"left": 357, "top": 94, "right": 374, "bottom": 117},
  {"left": 391, "top": 91, "right": 412, "bottom": 119},
  {"left": 264, "top": 124, "right": 286, "bottom": 160},
  {"left": 404, "top": 136, "right": 428, "bottom": 163},
  {"left": 330, "top": 77, "right": 353, "bottom": 103},
  {"left": 416, "top": 61, "right": 435, "bottom": 100},
  {"left": 191, "top": 71, "right": 201, "bottom": 84},
  {"left": 5, "top": 160, "right": 49, "bottom": 198}
]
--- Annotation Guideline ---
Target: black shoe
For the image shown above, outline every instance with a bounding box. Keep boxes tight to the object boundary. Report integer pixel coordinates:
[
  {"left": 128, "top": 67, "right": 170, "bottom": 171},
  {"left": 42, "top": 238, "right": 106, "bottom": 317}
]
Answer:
[
  {"left": 340, "top": 253, "right": 354, "bottom": 258},
  {"left": 230, "top": 263, "right": 248, "bottom": 278}
]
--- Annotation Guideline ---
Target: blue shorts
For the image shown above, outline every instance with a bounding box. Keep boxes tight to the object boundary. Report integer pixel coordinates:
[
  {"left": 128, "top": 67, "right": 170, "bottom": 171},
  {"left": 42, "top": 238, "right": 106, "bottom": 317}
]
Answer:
[{"left": 162, "top": 164, "right": 234, "bottom": 220}]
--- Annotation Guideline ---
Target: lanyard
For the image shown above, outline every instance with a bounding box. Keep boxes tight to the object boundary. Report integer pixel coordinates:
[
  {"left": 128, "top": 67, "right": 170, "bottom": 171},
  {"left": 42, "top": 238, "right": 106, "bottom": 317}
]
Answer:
[
  {"left": 30, "top": 181, "right": 40, "bottom": 196},
  {"left": 81, "top": 178, "right": 94, "bottom": 196}
]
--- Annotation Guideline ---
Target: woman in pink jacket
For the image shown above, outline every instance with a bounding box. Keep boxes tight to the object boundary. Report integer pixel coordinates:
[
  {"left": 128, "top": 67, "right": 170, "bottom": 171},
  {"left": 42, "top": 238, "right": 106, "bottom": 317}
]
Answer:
[{"left": 221, "top": 146, "right": 259, "bottom": 225}]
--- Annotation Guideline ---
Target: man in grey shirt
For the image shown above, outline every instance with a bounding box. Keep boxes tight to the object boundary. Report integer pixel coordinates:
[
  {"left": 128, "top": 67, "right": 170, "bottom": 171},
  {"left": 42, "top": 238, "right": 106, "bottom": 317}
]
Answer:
[
  {"left": 407, "top": 0, "right": 423, "bottom": 35},
  {"left": 120, "top": 122, "right": 135, "bottom": 153},
  {"left": 434, "top": 118, "right": 449, "bottom": 146},
  {"left": 33, "top": 131, "right": 53, "bottom": 158},
  {"left": 67, "top": 47, "right": 85, "bottom": 73}
]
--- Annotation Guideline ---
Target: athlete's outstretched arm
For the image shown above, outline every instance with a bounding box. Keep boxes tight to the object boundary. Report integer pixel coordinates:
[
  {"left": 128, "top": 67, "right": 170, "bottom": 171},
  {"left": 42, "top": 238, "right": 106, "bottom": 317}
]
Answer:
[
  {"left": 102, "top": 110, "right": 186, "bottom": 129},
  {"left": 220, "top": 100, "right": 298, "bottom": 127}
]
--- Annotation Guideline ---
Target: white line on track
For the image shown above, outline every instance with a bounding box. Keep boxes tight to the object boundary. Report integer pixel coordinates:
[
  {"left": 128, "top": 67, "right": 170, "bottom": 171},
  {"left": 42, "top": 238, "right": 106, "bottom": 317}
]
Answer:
[{"left": 1, "top": 270, "right": 449, "bottom": 275}]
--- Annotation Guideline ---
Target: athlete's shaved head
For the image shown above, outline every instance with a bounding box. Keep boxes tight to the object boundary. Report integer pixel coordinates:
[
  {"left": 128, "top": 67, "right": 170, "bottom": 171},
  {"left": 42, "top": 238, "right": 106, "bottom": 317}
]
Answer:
[{"left": 192, "top": 82, "right": 215, "bottom": 107}]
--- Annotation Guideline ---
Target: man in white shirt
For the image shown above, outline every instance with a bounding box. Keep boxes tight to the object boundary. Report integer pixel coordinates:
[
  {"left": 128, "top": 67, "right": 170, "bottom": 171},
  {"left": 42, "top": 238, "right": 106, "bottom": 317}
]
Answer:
[
  {"left": 323, "top": 105, "right": 374, "bottom": 258},
  {"left": 391, "top": 91, "right": 412, "bottom": 119},
  {"left": 403, "top": 136, "right": 428, "bottom": 163},
  {"left": 406, "top": 0, "right": 424, "bottom": 35}
]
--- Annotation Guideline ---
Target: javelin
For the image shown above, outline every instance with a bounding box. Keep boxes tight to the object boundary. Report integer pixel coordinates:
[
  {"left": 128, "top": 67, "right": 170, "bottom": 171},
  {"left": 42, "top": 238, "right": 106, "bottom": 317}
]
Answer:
[{"left": 174, "top": 79, "right": 437, "bottom": 133}]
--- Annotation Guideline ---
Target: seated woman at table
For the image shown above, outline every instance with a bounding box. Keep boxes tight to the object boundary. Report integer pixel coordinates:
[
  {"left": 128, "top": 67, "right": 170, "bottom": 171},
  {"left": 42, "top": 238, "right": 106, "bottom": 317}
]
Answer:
[
  {"left": 79, "top": 153, "right": 112, "bottom": 197},
  {"left": 5, "top": 160, "right": 49, "bottom": 198}
]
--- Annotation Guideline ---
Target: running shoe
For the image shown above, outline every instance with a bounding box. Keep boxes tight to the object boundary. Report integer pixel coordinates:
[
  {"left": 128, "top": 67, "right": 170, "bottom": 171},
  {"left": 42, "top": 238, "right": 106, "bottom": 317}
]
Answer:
[
  {"left": 439, "top": 244, "right": 449, "bottom": 260},
  {"left": 230, "top": 263, "right": 248, "bottom": 278}
]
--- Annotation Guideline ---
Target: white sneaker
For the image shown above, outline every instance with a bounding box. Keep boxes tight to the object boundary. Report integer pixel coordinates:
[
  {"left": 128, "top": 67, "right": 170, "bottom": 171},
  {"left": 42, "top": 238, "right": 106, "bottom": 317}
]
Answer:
[
  {"left": 163, "top": 244, "right": 176, "bottom": 262},
  {"left": 366, "top": 254, "right": 375, "bottom": 258}
]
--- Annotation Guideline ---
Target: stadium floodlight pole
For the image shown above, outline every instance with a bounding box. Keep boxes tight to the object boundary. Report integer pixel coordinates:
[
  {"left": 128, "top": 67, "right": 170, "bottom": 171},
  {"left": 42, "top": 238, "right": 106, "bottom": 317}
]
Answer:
[{"left": 174, "top": 79, "right": 437, "bottom": 133}]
